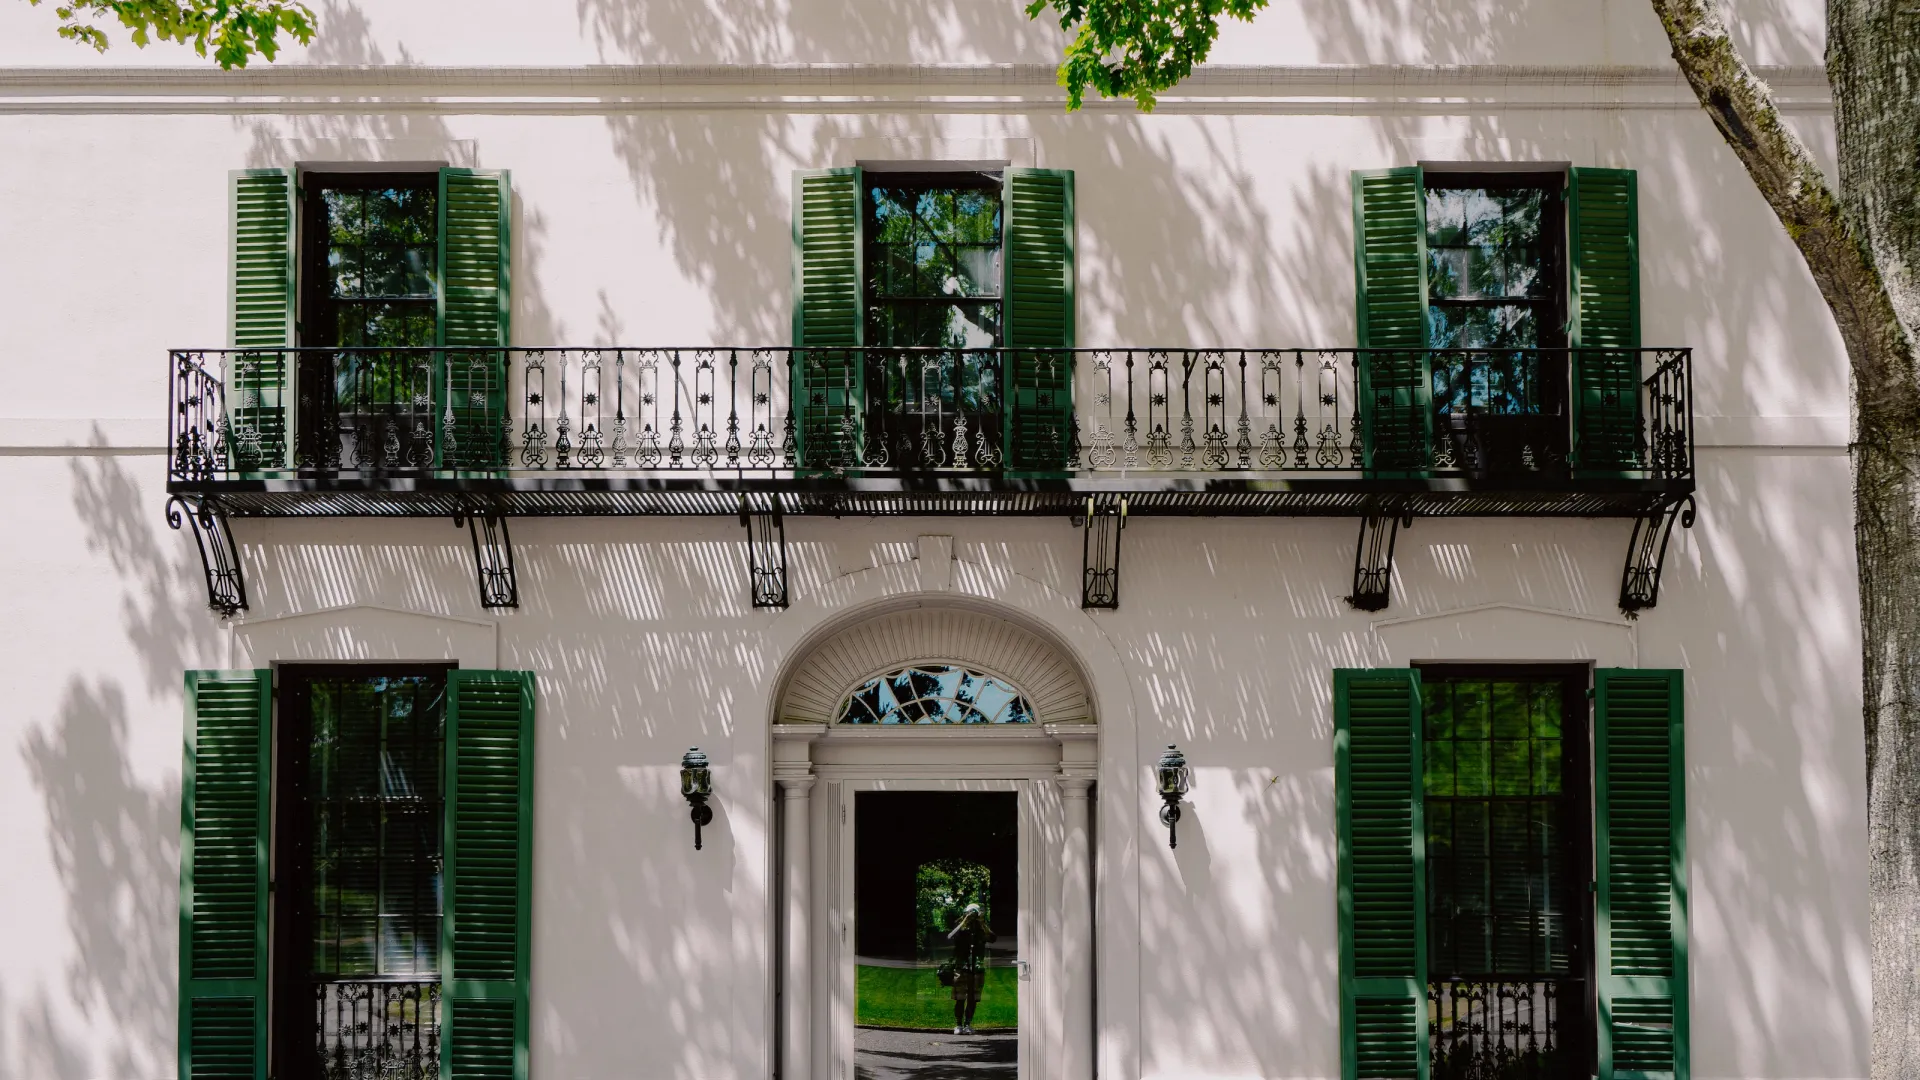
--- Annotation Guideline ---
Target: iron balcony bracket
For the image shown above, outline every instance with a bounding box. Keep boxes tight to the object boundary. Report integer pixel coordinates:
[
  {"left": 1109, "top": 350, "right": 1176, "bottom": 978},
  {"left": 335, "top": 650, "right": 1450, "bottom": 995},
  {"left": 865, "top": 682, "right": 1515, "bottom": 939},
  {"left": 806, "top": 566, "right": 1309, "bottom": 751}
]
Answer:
[
  {"left": 1346, "top": 507, "right": 1413, "bottom": 613},
  {"left": 1619, "top": 494, "right": 1696, "bottom": 615},
  {"left": 455, "top": 511, "right": 519, "bottom": 609},
  {"left": 741, "top": 497, "right": 789, "bottom": 609},
  {"left": 167, "top": 495, "right": 248, "bottom": 617},
  {"left": 1078, "top": 495, "right": 1128, "bottom": 609}
]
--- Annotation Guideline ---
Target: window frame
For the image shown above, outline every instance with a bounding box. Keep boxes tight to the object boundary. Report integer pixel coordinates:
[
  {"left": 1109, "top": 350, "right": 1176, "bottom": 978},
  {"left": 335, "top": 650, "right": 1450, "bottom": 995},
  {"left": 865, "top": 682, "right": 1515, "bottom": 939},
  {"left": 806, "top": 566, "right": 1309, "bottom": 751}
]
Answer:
[
  {"left": 269, "top": 661, "right": 457, "bottom": 1080},
  {"left": 1420, "top": 170, "right": 1570, "bottom": 352},
  {"left": 1411, "top": 660, "right": 1596, "bottom": 1076},
  {"left": 860, "top": 169, "right": 1007, "bottom": 348},
  {"left": 295, "top": 170, "right": 442, "bottom": 350}
]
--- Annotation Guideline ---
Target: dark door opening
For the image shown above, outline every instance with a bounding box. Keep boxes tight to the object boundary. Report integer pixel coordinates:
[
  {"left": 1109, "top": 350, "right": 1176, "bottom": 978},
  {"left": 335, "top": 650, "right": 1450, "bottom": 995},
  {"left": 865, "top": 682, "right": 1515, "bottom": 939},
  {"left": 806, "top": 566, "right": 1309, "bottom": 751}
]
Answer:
[
  {"left": 854, "top": 791, "right": 1018, "bottom": 1080},
  {"left": 272, "top": 665, "right": 451, "bottom": 1080},
  {"left": 1417, "top": 664, "right": 1593, "bottom": 1080}
]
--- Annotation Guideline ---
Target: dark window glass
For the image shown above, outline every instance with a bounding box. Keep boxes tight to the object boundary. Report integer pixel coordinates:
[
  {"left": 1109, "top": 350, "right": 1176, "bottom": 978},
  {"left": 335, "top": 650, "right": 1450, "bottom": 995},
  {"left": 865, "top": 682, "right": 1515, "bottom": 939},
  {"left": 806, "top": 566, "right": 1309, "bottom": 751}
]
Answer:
[
  {"left": 296, "top": 174, "right": 440, "bottom": 472},
  {"left": 1423, "top": 177, "right": 1566, "bottom": 422},
  {"left": 1420, "top": 666, "right": 1591, "bottom": 1080},
  {"left": 304, "top": 675, "right": 445, "bottom": 976},
  {"left": 303, "top": 177, "right": 438, "bottom": 349},
  {"left": 275, "top": 667, "right": 449, "bottom": 1080},
  {"left": 860, "top": 172, "right": 1006, "bottom": 469},
  {"left": 865, "top": 175, "right": 1003, "bottom": 348}
]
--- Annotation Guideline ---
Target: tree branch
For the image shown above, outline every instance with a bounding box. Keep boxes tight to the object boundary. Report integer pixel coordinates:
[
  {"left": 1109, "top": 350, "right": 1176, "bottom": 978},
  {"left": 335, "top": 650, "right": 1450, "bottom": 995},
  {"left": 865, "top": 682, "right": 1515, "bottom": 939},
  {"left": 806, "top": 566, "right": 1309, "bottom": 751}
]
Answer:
[{"left": 1648, "top": 0, "right": 1917, "bottom": 442}]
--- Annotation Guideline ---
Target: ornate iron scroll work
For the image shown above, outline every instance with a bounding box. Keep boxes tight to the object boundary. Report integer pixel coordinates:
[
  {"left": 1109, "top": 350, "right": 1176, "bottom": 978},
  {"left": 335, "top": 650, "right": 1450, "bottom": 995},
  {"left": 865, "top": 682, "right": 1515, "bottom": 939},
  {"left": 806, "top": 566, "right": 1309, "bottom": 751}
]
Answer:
[
  {"left": 1078, "top": 495, "right": 1128, "bottom": 609},
  {"left": 455, "top": 512, "right": 518, "bottom": 609},
  {"left": 167, "top": 495, "right": 247, "bottom": 617},
  {"left": 741, "top": 497, "right": 789, "bottom": 609},
  {"left": 1346, "top": 507, "right": 1413, "bottom": 613},
  {"left": 1618, "top": 494, "right": 1696, "bottom": 614}
]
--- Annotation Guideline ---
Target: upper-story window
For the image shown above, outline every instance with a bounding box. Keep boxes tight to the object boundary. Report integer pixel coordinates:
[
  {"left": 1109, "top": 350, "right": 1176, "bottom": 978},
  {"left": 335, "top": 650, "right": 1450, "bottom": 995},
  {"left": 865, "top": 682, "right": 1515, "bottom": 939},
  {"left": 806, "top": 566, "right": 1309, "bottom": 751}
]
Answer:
[
  {"left": 1424, "top": 177, "right": 1565, "bottom": 352},
  {"left": 299, "top": 173, "right": 439, "bottom": 348},
  {"left": 864, "top": 172, "right": 1004, "bottom": 348},
  {"left": 793, "top": 165, "right": 1071, "bottom": 471},
  {"left": 859, "top": 172, "right": 1008, "bottom": 467},
  {"left": 1423, "top": 174, "right": 1568, "bottom": 429}
]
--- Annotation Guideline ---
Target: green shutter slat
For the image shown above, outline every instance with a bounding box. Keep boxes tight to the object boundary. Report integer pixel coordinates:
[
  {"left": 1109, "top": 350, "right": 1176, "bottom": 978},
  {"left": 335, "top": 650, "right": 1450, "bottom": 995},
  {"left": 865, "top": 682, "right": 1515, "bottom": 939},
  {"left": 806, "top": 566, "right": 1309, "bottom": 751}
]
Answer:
[
  {"left": 437, "top": 169, "right": 512, "bottom": 471},
  {"left": 1568, "top": 168, "right": 1643, "bottom": 474},
  {"left": 444, "top": 670, "right": 535, "bottom": 1080},
  {"left": 1336, "top": 669, "right": 1428, "bottom": 1080},
  {"left": 1002, "top": 169, "right": 1075, "bottom": 475},
  {"left": 1596, "top": 669, "right": 1688, "bottom": 1080},
  {"left": 1351, "top": 168, "right": 1432, "bottom": 478},
  {"left": 792, "top": 168, "right": 864, "bottom": 471},
  {"left": 179, "top": 670, "right": 270, "bottom": 1080},
  {"left": 229, "top": 171, "right": 290, "bottom": 471}
]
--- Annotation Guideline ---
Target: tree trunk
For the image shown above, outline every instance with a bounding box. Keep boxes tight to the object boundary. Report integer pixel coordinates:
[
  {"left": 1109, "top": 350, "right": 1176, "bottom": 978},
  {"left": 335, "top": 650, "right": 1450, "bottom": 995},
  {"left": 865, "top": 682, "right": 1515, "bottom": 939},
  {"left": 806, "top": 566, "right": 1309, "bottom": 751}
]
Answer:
[{"left": 1648, "top": 1, "right": 1920, "bottom": 1073}]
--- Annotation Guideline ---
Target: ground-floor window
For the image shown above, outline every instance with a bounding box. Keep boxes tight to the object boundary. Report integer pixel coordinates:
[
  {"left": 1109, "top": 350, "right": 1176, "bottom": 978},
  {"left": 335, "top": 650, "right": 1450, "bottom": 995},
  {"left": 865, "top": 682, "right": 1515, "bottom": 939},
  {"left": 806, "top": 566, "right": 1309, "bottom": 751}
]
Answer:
[
  {"left": 273, "top": 666, "right": 450, "bottom": 1080},
  {"left": 1419, "top": 665, "right": 1591, "bottom": 1080}
]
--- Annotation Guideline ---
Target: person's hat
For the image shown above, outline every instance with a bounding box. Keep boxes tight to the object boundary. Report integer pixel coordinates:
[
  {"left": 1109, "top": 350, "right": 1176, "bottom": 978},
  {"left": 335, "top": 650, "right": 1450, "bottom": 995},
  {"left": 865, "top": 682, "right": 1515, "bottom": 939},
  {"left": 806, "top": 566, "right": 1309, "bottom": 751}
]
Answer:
[{"left": 964, "top": 902, "right": 982, "bottom": 915}]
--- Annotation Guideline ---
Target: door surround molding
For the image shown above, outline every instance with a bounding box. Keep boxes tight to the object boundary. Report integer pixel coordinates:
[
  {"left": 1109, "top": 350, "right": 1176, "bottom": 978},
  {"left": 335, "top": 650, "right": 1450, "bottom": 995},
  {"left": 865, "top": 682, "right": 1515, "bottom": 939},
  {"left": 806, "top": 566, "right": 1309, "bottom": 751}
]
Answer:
[{"left": 756, "top": 572, "right": 1137, "bottom": 1080}]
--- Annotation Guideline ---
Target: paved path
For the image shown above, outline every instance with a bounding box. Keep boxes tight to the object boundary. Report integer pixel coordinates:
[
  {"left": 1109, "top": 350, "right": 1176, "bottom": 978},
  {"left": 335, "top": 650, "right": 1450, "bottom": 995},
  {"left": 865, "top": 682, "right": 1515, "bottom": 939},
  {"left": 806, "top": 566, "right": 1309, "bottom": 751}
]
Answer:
[{"left": 853, "top": 1026, "right": 1016, "bottom": 1080}]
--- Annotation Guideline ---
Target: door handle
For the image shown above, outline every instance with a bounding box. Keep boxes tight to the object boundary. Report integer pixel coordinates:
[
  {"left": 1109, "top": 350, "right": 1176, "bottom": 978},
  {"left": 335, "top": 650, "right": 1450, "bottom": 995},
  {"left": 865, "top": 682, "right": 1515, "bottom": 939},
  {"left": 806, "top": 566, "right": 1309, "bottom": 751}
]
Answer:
[{"left": 1016, "top": 960, "right": 1032, "bottom": 981}]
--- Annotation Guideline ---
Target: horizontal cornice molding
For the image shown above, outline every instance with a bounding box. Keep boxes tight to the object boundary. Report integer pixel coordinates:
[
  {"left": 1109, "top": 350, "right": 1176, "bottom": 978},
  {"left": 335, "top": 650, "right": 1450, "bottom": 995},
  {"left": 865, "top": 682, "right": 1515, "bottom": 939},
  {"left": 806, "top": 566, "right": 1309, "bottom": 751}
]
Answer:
[{"left": 0, "top": 62, "right": 1832, "bottom": 115}]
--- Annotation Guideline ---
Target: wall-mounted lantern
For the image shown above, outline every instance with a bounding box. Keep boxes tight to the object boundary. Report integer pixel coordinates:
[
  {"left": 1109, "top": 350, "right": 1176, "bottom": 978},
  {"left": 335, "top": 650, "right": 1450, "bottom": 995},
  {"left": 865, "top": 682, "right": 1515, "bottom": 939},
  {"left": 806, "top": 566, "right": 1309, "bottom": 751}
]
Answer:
[
  {"left": 1156, "top": 744, "right": 1192, "bottom": 849},
  {"left": 680, "top": 747, "right": 714, "bottom": 850}
]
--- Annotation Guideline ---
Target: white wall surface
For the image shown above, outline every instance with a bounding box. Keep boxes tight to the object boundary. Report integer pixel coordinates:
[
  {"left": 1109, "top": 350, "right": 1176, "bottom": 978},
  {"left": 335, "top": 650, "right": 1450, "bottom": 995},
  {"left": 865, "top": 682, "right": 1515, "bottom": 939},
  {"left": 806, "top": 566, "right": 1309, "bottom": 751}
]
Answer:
[
  {"left": 0, "top": 0, "right": 1866, "bottom": 1076},
  {"left": 0, "top": 0, "right": 1827, "bottom": 68}
]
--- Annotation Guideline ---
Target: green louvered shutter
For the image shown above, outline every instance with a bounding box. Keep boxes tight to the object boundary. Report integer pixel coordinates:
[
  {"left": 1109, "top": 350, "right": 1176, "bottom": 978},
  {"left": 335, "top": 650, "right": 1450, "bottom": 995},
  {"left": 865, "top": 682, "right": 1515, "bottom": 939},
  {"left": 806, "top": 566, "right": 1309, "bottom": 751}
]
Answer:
[
  {"left": 1351, "top": 168, "right": 1432, "bottom": 477},
  {"left": 437, "top": 169, "right": 512, "bottom": 471},
  {"left": 792, "top": 168, "right": 863, "bottom": 471},
  {"left": 1568, "top": 168, "right": 1642, "bottom": 474},
  {"left": 1002, "top": 168, "right": 1075, "bottom": 475},
  {"left": 179, "top": 670, "right": 271, "bottom": 1080},
  {"left": 1335, "top": 668, "right": 1429, "bottom": 1080},
  {"left": 1595, "top": 669, "right": 1688, "bottom": 1080},
  {"left": 442, "top": 670, "right": 536, "bottom": 1080},
  {"left": 229, "top": 171, "right": 292, "bottom": 472}
]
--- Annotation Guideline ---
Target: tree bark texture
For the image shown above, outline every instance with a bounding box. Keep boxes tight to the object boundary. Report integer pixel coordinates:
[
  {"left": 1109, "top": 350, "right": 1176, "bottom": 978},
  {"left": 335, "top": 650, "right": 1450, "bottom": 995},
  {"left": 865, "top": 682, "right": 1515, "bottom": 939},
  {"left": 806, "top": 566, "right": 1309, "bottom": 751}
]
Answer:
[{"left": 1649, "top": 1, "right": 1920, "bottom": 1073}]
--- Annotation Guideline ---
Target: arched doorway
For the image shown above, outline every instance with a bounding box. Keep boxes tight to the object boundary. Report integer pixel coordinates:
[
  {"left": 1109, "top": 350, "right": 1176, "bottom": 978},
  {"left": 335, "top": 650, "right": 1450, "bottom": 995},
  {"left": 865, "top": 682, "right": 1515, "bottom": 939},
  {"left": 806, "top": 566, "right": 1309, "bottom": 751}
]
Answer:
[{"left": 771, "top": 602, "right": 1097, "bottom": 1080}]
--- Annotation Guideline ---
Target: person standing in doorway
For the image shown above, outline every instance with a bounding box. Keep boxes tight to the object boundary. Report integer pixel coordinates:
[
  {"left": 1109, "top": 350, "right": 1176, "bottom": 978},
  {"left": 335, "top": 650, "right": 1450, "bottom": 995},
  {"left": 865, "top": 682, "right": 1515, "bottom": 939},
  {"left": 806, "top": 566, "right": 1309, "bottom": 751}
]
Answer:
[{"left": 948, "top": 902, "right": 996, "bottom": 1035}]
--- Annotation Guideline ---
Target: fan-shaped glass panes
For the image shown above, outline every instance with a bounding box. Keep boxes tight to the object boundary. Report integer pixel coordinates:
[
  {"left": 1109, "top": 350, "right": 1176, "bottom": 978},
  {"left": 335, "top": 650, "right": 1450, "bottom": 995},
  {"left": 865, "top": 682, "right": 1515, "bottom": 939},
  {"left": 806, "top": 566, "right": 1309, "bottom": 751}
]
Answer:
[{"left": 837, "top": 665, "right": 1034, "bottom": 725}]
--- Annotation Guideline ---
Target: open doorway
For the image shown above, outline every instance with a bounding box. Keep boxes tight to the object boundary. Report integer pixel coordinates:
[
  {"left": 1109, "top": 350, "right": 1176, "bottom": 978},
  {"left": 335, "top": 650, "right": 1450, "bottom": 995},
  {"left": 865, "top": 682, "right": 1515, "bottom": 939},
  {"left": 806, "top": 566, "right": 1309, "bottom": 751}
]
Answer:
[{"left": 853, "top": 791, "right": 1019, "bottom": 1080}]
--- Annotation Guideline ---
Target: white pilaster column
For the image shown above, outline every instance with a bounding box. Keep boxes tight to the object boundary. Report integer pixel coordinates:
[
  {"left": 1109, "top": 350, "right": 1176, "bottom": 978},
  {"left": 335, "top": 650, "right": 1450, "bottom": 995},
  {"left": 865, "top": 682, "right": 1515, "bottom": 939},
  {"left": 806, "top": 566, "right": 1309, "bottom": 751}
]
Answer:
[
  {"left": 1057, "top": 773, "right": 1095, "bottom": 1080},
  {"left": 779, "top": 773, "right": 815, "bottom": 1080}
]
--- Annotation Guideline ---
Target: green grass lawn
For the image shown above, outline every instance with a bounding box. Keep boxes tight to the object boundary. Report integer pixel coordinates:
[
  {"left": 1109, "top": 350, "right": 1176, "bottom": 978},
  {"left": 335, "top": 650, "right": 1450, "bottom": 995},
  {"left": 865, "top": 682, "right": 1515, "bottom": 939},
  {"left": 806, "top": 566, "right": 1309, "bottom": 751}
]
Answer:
[{"left": 855, "top": 965, "right": 1018, "bottom": 1031}]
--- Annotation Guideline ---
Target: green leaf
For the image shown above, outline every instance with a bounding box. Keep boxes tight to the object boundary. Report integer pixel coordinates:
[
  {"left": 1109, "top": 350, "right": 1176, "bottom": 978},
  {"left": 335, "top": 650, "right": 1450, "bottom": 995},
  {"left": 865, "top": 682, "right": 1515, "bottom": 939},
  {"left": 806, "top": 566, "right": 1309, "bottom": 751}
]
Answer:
[
  {"left": 25, "top": 0, "right": 317, "bottom": 69},
  {"left": 1026, "top": 0, "right": 1269, "bottom": 111}
]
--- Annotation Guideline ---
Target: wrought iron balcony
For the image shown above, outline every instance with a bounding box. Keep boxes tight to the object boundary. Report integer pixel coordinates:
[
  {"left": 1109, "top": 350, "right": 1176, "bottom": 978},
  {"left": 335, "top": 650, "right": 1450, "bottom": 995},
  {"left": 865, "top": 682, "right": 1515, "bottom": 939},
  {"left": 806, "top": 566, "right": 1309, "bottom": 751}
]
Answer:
[{"left": 167, "top": 345, "right": 1692, "bottom": 519}]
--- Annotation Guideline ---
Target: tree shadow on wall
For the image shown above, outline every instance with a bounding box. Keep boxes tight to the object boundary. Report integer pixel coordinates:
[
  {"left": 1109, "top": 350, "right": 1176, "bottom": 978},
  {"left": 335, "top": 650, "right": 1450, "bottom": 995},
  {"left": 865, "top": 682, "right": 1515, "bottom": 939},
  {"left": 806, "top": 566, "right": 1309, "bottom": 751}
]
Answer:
[
  {"left": 70, "top": 431, "right": 222, "bottom": 699},
  {"left": 17, "top": 679, "right": 181, "bottom": 1080}
]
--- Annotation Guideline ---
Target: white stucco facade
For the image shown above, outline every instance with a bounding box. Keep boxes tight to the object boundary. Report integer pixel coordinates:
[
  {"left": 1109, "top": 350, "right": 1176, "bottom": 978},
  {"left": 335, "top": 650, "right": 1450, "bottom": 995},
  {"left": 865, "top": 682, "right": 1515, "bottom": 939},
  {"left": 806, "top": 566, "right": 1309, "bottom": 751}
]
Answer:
[{"left": 0, "top": 1, "right": 1867, "bottom": 1078}]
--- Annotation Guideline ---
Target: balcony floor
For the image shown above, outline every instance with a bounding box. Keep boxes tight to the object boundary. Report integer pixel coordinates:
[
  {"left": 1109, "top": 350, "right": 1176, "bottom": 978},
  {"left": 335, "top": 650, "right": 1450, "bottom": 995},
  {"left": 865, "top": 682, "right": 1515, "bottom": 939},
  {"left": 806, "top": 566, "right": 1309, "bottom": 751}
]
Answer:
[{"left": 170, "top": 473, "right": 1692, "bottom": 519}]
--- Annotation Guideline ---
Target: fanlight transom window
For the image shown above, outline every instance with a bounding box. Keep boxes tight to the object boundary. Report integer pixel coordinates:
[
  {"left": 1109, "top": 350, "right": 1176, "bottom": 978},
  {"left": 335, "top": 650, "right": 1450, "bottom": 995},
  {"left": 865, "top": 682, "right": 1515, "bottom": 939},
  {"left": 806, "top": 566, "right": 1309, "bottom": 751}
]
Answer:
[{"left": 836, "top": 665, "right": 1035, "bottom": 725}]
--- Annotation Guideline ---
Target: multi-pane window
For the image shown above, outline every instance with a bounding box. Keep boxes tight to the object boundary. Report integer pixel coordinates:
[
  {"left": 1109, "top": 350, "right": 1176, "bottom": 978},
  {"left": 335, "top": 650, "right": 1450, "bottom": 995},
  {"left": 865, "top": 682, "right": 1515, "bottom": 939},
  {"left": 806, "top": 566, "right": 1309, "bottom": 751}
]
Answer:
[
  {"left": 865, "top": 173, "right": 1003, "bottom": 349},
  {"left": 276, "top": 668, "right": 448, "bottom": 1080},
  {"left": 1424, "top": 177, "right": 1567, "bottom": 432},
  {"left": 1421, "top": 668, "right": 1589, "bottom": 1080},
  {"left": 295, "top": 173, "right": 440, "bottom": 470},
  {"left": 861, "top": 172, "right": 1006, "bottom": 468},
  {"left": 301, "top": 176, "right": 438, "bottom": 349},
  {"left": 836, "top": 665, "right": 1034, "bottom": 725}
]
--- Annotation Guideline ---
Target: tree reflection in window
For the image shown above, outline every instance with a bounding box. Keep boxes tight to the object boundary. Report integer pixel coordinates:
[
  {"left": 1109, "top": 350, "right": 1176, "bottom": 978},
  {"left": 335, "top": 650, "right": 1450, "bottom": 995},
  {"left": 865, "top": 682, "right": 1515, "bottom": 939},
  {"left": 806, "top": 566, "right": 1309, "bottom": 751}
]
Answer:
[{"left": 836, "top": 665, "right": 1034, "bottom": 725}]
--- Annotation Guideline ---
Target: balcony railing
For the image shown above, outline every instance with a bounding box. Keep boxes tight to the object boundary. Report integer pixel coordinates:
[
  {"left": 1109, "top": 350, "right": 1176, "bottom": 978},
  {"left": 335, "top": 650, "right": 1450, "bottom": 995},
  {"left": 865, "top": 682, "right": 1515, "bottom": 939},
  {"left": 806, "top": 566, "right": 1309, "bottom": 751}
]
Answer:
[
  {"left": 313, "top": 979, "right": 440, "bottom": 1080},
  {"left": 171, "top": 346, "right": 1691, "bottom": 479},
  {"left": 1429, "top": 979, "right": 1579, "bottom": 1080}
]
